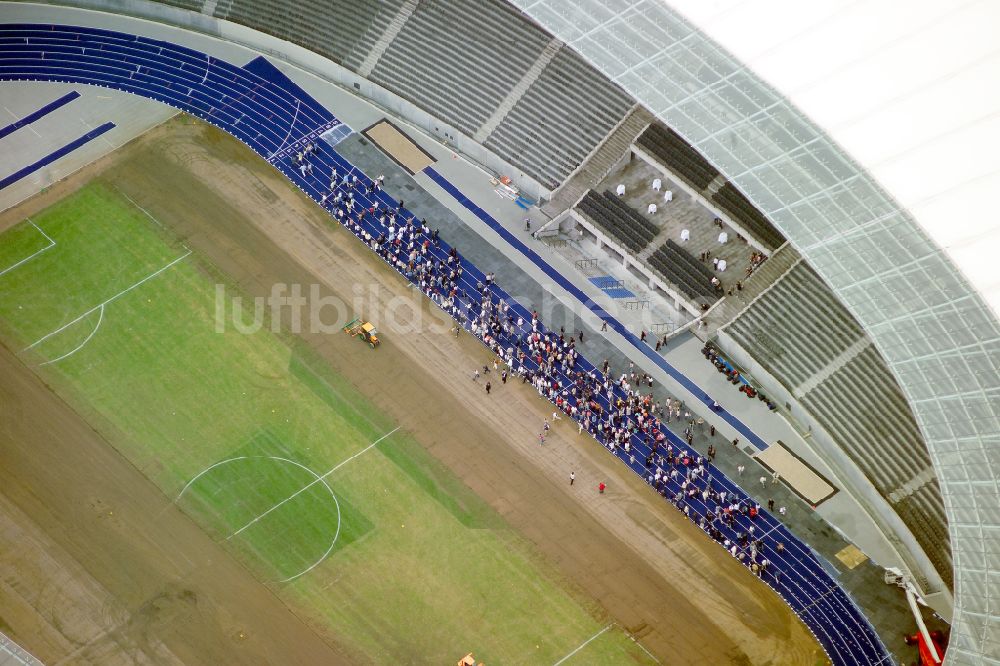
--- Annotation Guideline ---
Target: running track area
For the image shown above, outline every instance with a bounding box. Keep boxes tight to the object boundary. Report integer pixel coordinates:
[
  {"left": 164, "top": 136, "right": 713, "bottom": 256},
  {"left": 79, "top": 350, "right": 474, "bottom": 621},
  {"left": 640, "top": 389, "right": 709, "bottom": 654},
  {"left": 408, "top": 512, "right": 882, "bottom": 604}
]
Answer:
[{"left": 0, "top": 23, "right": 891, "bottom": 665}]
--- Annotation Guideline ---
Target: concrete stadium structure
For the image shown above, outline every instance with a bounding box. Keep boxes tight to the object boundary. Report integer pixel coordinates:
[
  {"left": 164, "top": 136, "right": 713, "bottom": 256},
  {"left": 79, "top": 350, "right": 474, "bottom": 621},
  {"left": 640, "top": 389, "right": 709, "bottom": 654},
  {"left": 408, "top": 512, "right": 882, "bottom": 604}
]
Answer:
[{"left": 5, "top": 0, "right": 998, "bottom": 662}]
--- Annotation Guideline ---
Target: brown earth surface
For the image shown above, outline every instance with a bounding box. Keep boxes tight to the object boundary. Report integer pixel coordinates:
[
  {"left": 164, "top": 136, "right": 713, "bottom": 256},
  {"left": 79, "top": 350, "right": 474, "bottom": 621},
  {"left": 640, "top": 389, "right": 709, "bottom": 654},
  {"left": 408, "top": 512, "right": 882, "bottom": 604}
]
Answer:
[{"left": 0, "top": 116, "right": 824, "bottom": 665}]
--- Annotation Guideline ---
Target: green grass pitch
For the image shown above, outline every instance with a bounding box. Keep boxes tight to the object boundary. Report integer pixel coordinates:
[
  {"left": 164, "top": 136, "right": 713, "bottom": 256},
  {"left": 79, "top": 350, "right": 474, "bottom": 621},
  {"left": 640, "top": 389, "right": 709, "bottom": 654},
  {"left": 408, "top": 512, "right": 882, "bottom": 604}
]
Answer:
[{"left": 0, "top": 181, "right": 658, "bottom": 664}]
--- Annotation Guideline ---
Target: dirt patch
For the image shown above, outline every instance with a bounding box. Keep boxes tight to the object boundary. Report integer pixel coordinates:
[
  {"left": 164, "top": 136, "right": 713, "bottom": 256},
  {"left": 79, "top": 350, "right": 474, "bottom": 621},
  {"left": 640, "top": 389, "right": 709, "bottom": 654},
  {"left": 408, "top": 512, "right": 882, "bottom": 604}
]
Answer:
[
  {"left": 0, "top": 116, "right": 824, "bottom": 665},
  {"left": 0, "top": 341, "right": 356, "bottom": 665}
]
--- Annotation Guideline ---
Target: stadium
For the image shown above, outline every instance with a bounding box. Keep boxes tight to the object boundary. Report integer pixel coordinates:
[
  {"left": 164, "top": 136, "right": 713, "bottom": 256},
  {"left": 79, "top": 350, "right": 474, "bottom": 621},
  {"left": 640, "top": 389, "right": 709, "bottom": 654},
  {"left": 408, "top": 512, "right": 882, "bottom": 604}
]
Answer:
[{"left": 0, "top": 0, "right": 996, "bottom": 664}]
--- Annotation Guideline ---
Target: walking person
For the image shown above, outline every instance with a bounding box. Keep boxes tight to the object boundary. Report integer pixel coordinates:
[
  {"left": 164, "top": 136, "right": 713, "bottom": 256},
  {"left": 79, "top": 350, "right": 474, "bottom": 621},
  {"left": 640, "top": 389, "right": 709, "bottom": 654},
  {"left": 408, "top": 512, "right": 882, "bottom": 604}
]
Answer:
[
  {"left": 598, "top": 482, "right": 606, "bottom": 494},
  {"left": 485, "top": 381, "right": 491, "bottom": 395},
  {"left": 570, "top": 472, "right": 575, "bottom": 486},
  {"left": 737, "top": 464, "right": 745, "bottom": 476}
]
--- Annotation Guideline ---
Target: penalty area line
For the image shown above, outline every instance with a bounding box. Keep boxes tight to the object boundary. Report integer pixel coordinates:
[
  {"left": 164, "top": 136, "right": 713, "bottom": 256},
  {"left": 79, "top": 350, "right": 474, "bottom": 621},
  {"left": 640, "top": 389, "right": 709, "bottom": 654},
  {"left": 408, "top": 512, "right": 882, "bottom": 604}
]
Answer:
[
  {"left": 0, "top": 218, "right": 55, "bottom": 278},
  {"left": 551, "top": 624, "right": 614, "bottom": 666},
  {"left": 24, "top": 250, "right": 191, "bottom": 352},
  {"left": 227, "top": 425, "right": 401, "bottom": 540},
  {"left": 116, "top": 187, "right": 163, "bottom": 227}
]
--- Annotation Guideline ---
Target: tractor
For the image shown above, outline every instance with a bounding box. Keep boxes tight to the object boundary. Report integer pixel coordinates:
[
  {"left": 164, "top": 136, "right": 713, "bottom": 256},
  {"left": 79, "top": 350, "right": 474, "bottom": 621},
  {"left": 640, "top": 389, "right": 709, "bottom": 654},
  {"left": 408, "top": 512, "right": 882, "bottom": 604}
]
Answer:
[{"left": 343, "top": 317, "right": 380, "bottom": 349}]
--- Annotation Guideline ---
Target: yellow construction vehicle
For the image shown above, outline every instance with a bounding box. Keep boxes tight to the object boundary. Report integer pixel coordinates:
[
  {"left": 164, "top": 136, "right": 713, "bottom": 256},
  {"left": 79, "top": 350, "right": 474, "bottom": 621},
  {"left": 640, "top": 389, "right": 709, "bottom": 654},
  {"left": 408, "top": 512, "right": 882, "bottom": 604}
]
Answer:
[{"left": 343, "top": 317, "right": 380, "bottom": 348}]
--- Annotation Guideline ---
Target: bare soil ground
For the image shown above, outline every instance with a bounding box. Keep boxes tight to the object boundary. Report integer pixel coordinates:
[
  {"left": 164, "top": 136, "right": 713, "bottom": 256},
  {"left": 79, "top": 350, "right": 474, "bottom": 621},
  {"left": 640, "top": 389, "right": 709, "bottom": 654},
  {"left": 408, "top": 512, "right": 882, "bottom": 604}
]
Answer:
[
  {"left": 0, "top": 342, "right": 354, "bottom": 665},
  {"left": 0, "top": 116, "right": 823, "bottom": 665}
]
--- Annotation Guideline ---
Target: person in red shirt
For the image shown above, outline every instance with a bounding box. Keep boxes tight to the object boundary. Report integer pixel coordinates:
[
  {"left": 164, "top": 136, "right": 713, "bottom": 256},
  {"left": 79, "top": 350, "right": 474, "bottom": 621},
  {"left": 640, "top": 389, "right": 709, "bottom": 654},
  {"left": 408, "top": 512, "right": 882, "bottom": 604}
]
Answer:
[{"left": 598, "top": 482, "right": 606, "bottom": 494}]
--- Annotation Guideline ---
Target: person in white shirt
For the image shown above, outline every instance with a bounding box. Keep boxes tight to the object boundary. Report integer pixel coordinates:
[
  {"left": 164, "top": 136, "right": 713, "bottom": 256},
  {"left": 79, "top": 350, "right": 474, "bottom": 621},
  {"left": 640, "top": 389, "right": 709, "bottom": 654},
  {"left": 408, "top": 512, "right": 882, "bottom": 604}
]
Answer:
[
  {"left": 651, "top": 177, "right": 662, "bottom": 191},
  {"left": 615, "top": 183, "right": 626, "bottom": 196},
  {"left": 647, "top": 202, "right": 657, "bottom": 215},
  {"left": 664, "top": 190, "right": 673, "bottom": 202}
]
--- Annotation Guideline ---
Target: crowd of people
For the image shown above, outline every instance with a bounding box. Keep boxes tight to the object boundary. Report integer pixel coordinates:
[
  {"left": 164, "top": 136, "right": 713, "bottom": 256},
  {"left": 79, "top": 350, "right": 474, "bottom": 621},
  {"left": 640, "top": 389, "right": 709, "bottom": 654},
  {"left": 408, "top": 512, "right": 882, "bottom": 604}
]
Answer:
[
  {"left": 272, "top": 129, "right": 888, "bottom": 662},
  {"left": 290, "top": 143, "right": 800, "bottom": 589}
]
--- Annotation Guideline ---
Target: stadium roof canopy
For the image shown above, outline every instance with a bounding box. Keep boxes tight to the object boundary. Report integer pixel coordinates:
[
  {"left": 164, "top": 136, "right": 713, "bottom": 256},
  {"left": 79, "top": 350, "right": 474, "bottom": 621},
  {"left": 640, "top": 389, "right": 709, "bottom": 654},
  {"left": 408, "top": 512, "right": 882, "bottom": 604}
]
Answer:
[{"left": 508, "top": 0, "right": 1000, "bottom": 663}]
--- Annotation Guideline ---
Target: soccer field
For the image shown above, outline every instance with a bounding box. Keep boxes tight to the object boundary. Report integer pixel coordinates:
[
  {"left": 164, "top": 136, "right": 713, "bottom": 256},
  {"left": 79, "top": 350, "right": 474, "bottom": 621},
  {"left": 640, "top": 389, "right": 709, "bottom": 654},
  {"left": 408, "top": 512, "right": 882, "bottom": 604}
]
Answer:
[{"left": 0, "top": 181, "right": 658, "bottom": 664}]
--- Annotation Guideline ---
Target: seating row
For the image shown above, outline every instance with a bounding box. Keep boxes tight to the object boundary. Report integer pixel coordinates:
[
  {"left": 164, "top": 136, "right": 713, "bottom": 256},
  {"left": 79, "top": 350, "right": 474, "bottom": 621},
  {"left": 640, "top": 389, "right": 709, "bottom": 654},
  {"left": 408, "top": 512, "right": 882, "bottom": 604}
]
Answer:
[
  {"left": 636, "top": 123, "right": 719, "bottom": 191},
  {"left": 728, "top": 263, "right": 865, "bottom": 387},
  {"left": 485, "top": 48, "right": 633, "bottom": 189},
  {"left": 799, "top": 346, "right": 949, "bottom": 583},
  {"left": 371, "top": 0, "right": 549, "bottom": 137},
  {"left": 724, "top": 264, "right": 949, "bottom": 584},
  {"left": 219, "top": 0, "right": 404, "bottom": 73},
  {"left": 648, "top": 240, "right": 719, "bottom": 303},
  {"left": 158, "top": 0, "right": 203, "bottom": 11},
  {"left": 576, "top": 189, "right": 657, "bottom": 252},
  {"left": 894, "top": 484, "right": 952, "bottom": 588},
  {"left": 712, "top": 182, "right": 785, "bottom": 249}
]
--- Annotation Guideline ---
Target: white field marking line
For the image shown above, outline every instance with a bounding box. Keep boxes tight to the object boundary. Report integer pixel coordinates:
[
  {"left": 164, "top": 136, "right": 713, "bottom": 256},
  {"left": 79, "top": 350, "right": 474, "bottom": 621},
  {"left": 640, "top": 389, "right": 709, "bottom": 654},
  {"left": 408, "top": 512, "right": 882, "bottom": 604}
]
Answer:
[
  {"left": 173, "top": 454, "right": 342, "bottom": 583},
  {"left": 227, "top": 426, "right": 400, "bottom": 540},
  {"left": 24, "top": 250, "right": 191, "bottom": 352},
  {"left": 758, "top": 521, "right": 783, "bottom": 541},
  {"left": 276, "top": 454, "right": 342, "bottom": 583},
  {"left": 116, "top": 187, "right": 162, "bottom": 227},
  {"left": 629, "top": 635, "right": 660, "bottom": 664},
  {"left": 0, "top": 219, "right": 56, "bottom": 277},
  {"left": 79, "top": 116, "right": 114, "bottom": 150},
  {"left": 39, "top": 304, "right": 103, "bottom": 366},
  {"left": 3, "top": 105, "right": 42, "bottom": 138},
  {"left": 268, "top": 98, "right": 301, "bottom": 160},
  {"left": 551, "top": 624, "right": 614, "bottom": 666}
]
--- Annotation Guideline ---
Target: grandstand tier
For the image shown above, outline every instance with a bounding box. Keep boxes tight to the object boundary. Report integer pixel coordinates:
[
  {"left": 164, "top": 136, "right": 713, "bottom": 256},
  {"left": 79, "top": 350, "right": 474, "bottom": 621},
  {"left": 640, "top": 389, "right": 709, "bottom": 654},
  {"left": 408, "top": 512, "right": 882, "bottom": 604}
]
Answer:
[
  {"left": 484, "top": 48, "right": 635, "bottom": 189},
  {"left": 575, "top": 189, "right": 658, "bottom": 253},
  {"left": 648, "top": 239, "right": 719, "bottom": 304},
  {"left": 712, "top": 182, "right": 786, "bottom": 250},
  {"left": 370, "top": 0, "right": 550, "bottom": 137},
  {"left": 216, "top": 0, "right": 407, "bottom": 73},
  {"left": 722, "top": 262, "right": 951, "bottom": 586},
  {"left": 636, "top": 123, "right": 720, "bottom": 191}
]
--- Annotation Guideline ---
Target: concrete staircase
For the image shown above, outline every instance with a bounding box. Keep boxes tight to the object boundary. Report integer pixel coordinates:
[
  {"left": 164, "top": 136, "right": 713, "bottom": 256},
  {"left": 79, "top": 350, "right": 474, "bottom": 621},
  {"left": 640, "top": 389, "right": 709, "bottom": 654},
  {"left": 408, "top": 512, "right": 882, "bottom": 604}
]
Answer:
[
  {"left": 700, "top": 241, "right": 802, "bottom": 338},
  {"left": 475, "top": 37, "right": 563, "bottom": 142},
  {"left": 542, "top": 105, "right": 653, "bottom": 216},
  {"left": 356, "top": 0, "right": 420, "bottom": 77}
]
